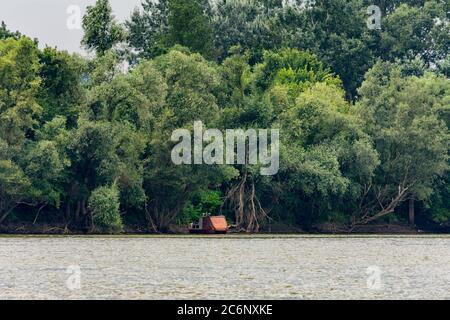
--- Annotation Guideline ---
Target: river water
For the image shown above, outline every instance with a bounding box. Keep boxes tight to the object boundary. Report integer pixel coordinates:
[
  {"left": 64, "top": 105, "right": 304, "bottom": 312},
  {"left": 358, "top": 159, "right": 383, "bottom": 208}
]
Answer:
[{"left": 0, "top": 235, "right": 449, "bottom": 299}]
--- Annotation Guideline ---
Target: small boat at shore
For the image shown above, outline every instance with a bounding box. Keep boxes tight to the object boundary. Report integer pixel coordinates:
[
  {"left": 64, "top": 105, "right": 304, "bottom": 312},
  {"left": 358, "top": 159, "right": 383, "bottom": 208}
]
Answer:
[{"left": 189, "top": 215, "right": 228, "bottom": 234}]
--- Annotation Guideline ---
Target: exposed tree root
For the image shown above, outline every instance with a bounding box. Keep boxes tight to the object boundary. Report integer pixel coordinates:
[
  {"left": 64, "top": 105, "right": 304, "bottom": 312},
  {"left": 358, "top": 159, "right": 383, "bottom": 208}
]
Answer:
[{"left": 223, "top": 171, "right": 270, "bottom": 232}]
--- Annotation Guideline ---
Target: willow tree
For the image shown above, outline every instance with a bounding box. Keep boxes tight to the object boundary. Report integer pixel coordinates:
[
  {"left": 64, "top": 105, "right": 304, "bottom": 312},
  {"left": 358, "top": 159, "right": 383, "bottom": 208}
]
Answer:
[
  {"left": 218, "top": 48, "right": 356, "bottom": 232},
  {"left": 354, "top": 62, "right": 449, "bottom": 225},
  {"left": 0, "top": 37, "right": 42, "bottom": 224},
  {"left": 141, "top": 48, "right": 237, "bottom": 232}
]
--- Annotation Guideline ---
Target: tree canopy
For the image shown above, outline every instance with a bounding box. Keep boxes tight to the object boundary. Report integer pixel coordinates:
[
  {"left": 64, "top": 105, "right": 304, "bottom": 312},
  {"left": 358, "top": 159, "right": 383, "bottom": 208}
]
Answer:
[{"left": 0, "top": 0, "right": 448, "bottom": 233}]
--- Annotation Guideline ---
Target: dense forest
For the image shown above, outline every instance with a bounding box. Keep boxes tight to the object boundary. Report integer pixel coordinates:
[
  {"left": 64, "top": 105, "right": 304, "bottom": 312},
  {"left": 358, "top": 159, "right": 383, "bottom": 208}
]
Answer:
[{"left": 0, "top": 0, "right": 448, "bottom": 234}]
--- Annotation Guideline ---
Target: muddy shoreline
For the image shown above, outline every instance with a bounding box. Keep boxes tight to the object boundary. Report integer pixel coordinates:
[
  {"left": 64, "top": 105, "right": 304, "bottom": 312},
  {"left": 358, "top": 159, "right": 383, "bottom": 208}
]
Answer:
[{"left": 1, "top": 222, "right": 449, "bottom": 235}]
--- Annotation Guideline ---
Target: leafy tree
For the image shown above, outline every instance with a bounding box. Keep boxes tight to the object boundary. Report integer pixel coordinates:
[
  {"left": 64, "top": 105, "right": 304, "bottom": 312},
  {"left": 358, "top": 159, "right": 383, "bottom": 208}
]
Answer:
[
  {"left": 152, "top": 48, "right": 221, "bottom": 126},
  {"left": 113, "top": 123, "right": 147, "bottom": 211},
  {"left": 89, "top": 183, "right": 123, "bottom": 233},
  {"left": 281, "top": 0, "right": 375, "bottom": 99},
  {"left": 0, "top": 21, "right": 21, "bottom": 40},
  {"left": 377, "top": 2, "right": 449, "bottom": 66},
  {"left": 212, "top": 0, "right": 282, "bottom": 62},
  {"left": 0, "top": 37, "right": 44, "bottom": 225},
  {"left": 19, "top": 140, "right": 68, "bottom": 218},
  {"left": 167, "top": 0, "right": 213, "bottom": 58},
  {"left": 142, "top": 49, "right": 237, "bottom": 231},
  {"left": 0, "top": 147, "right": 31, "bottom": 224},
  {"left": 355, "top": 62, "right": 449, "bottom": 224},
  {"left": 127, "top": 0, "right": 213, "bottom": 60},
  {"left": 38, "top": 47, "right": 86, "bottom": 125},
  {"left": 126, "top": 0, "right": 170, "bottom": 60},
  {"left": 0, "top": 37, "right": 42, "bottom": 146},
  {"left": 66, "top": 119, "right": 120, "bottom": 226},
  {"left": 218, "top": 48, "right": 357, "bottom": 231},
  {"left": 82, "top": 0, "right": 125, "bottom": 55},
  {"left": 180, "top": 190, "right": 224, "bottom": 224},
  {"left": 253, "top": 48, "right": 342, "bottom": 95},
  {"left": 276, "top": 82, "right": 379, "bottom": 227},
  {"left": 85, "top": 57, "right": 166, "bottom": 128}
]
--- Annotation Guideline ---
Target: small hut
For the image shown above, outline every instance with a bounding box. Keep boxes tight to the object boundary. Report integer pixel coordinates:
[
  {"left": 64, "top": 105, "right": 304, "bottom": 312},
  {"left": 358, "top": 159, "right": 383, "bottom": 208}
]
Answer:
[{"left": 189, "top": 215, "right": 228, "bottom": 234}]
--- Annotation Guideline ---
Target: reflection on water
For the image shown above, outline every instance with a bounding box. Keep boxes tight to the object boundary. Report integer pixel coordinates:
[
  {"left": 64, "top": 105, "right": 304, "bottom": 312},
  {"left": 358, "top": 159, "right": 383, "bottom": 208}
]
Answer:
[{"left": 0, "top": 235, "right": 449, "bottom": 299}]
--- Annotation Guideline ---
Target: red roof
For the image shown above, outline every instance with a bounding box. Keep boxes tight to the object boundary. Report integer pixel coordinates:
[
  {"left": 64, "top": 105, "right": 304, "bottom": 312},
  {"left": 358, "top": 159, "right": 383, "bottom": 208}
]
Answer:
[{"left": 206, "top": 216, "right": 228, "bottom": 232}]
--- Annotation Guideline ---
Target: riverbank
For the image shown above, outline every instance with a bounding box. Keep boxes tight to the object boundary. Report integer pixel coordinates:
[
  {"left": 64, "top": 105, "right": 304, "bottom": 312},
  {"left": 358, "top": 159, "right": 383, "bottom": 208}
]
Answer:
[{"left": 1, "top": 221, "right": 449, "bottom": 235}]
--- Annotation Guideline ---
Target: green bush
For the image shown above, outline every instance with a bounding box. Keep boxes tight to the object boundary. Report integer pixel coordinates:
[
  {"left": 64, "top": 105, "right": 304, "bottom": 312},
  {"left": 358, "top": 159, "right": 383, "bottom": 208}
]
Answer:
[
  {"left": 89, "top": 184, "right": 123, "bottom": 233},
  {"left": 180, "top": 190, "right": 224, "bottom": 224}
]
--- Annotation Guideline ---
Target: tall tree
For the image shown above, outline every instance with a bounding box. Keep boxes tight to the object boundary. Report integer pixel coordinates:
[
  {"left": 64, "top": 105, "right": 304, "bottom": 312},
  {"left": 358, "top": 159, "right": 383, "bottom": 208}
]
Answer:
[
  {"left": 0, "top": 37, "right": 42, "bottom": 146},
  {"left": 354, "top": 62, "right": 449, "bottom": 225},
  {"left": 38, "top": 47, "right": 86, "bottom": 126},
  {"left": 0, "top": 21, "right": 21, "bottom": 40},
  {"left": 212, "top": 0, "right": 282, "bottom": 62},
  {"left": 82, "top": 0, "right": 125, "bottom": 55},
  {"left": 168, "top": 0, "right": 213, "bottom": 58},
  {"left": 126, "top": 0, "right": 170, "bottom": 60},
  {"left": 142, "top": 49, "right": 237, "bottom": 231},
  {"left": 282, "top": 0, "right": 376, "bottom": 99},
  {"left": 377, "top": 1, "right": 449, "bottom": 66},
  {"left": 126, "top": 0, "right": 213, "bottom": 61}
]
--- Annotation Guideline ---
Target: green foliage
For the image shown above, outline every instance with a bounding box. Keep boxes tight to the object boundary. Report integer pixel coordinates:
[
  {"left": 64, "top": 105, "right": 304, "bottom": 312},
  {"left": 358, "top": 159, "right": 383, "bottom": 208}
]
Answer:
[
  {"left": 82, "top": 0, "right": 125, "bottom": 54},
  {"left": 212, "top": 0, "right": 282, "bottom": 62},
  {"left": 277, "top": 0, "right": 375, "bottom": 98},
  {"left": 38, "top": 47, "right": 86, "bottom": 125},
  {"left": 0, "top": 158, "right": 31, "bottom": 224},
  {"left": 127, "top": 0, "right": 213, "bottom": 61},
  {"left": 126, "top": 0, "right": 170, "bottom": 60},
  {"left": 180, "top": 190, "right": 224, "bottom": 224},
  {"left": 200, "top": 190, "right": 223, "bottom": 213},
  {"left": 142, "top": 49, "right": 237, "bottom": 231},
  {"left": 428, "top": 173, "right": 450, "bottom": 224},
  {"left": 195, "top": 190, "right": 223, "bottom": 214},
  {"left": 0, "top": 21, "right": 21, "bottom": 40},
  {"left": 21, "top": 140, "right": 67, "bottom": 208},
  {"left": 168, "top": 0, "right": 213, "bottom": 58},
  {"left": 0, "top": 37, "right": 42, "bottom": 146},
  {"left": 0, "top": 1, "right": 449, "bottom": 233},
  {"left": 152, "top": 49, "right": 221, "bottom": 127},
  {"left": 89, "top": 184, "right": 123, "bottom": 233},
  {"left": 254, "top": 49, "right": 342, "bottom": 94},
  {"left": 377, "top": 1, "right": 449, "bottom": 65},
  {"left": 276, "top": 82, "right": 379, "bottom": 225},
  {"left": 86, "top": 56, "right": 166, "bottom": 128},
  {"left": 355, "top": 62, "right": 449, "bottom": 223}
]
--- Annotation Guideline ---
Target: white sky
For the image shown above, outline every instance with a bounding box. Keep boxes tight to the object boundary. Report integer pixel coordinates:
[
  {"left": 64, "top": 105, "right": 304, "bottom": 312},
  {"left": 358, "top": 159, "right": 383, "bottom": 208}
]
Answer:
[{"left": 0, "top": 0, "right": 143, "bottom": 54}]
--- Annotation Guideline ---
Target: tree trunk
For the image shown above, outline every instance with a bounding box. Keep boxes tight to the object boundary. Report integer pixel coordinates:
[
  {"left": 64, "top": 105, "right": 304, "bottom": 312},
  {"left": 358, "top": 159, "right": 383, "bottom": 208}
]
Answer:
[
  {"left": 409, "top": 198, "right": 415, "bottom": 225},
  {"left": 0, "top": 211, "right": 9, "bottom": 225},
  {"left": 75, "top": 201, "right": 81, "bottom": 221},
  {"left": 0, "top": 204, "right": 18, "bottom": 225},
  {"left": 65, "top": 202, "right": 71, "bottom": 223}
]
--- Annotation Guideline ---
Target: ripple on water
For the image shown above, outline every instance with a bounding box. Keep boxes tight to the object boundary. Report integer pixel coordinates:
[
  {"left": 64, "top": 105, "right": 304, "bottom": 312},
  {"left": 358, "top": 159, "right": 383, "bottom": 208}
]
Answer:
[{"left": 0, "top": 235, "right": 449, "bottom": 299}]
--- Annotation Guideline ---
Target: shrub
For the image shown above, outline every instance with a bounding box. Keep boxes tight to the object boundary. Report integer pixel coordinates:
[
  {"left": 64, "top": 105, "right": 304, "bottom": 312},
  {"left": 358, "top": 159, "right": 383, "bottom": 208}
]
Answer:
[{"left": 89, "top": 184, "right": 123, "bottom": 233}]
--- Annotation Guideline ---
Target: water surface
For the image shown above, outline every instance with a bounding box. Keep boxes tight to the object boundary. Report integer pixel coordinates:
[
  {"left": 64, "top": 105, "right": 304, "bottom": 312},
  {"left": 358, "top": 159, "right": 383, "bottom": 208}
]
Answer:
[{"left": 0, "top": 235, "right": 449, "bottom": 299}]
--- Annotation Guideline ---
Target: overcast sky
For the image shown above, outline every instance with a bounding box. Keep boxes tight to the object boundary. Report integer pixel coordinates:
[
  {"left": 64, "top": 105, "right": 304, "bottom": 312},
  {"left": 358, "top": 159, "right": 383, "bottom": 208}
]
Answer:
[{"left": 1, "top": 0, "right": 143, "bottom": 54}]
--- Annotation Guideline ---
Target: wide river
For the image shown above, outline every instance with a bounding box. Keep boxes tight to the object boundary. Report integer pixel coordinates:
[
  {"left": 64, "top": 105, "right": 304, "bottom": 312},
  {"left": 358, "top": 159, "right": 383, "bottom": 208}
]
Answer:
[{"left": 0, "top": 235, "right": 449, "bottom": 299}]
